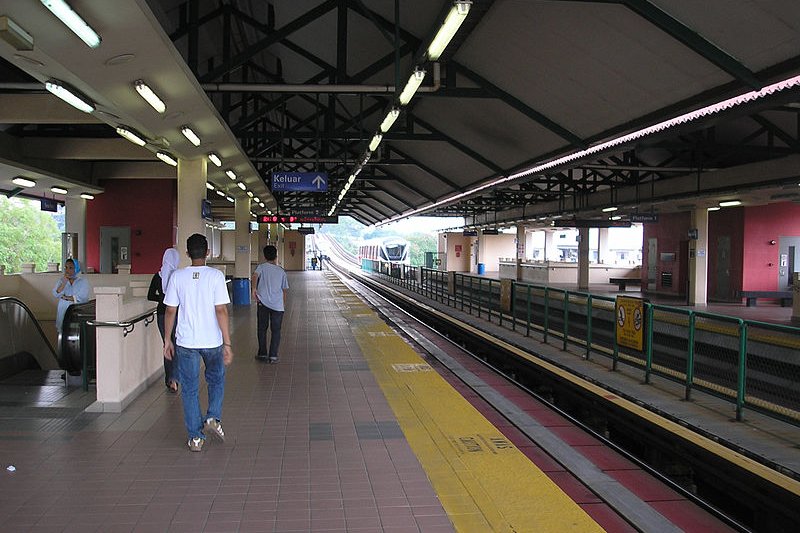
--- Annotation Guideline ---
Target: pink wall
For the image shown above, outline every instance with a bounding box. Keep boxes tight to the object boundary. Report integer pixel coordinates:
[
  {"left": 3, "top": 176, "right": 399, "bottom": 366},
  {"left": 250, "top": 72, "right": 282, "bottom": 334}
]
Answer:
[
  {"left": 86, "top": 179, "right": 177, "bottom": 274},
  {"left": 742, "top": 203, "right": 800, "bottom": 291},
  {"left": 642, "top": 212, "right": 690, "bottom": 294}
]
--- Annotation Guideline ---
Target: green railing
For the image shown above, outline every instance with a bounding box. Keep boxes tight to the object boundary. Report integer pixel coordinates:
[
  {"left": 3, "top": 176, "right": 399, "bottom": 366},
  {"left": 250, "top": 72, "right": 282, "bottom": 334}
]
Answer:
[{"left": 363, "top": 261, "right": 800, "bottom": 426}]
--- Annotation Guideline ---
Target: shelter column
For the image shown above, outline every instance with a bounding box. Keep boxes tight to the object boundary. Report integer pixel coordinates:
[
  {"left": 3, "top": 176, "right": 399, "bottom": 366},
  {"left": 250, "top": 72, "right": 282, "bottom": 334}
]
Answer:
[
  {"left": 688, "top": 208, "right": 709, "bottom": 305},
  {"left": 598, "top": 228, "right": 613, "bottom": 264},
  {"left": 544, "top": 230, "right": 558, "bottom": 261},
  {"left": 65, "top": 196, "right": 87, "bottom": 269},
  {"left": 176, "top": 158, "right": 207, "bottom": 264},
  {"left": 578, "top": 227, "right": 590, "bottom": 290},
  {"left": 516, "top": 224, "right": 526, "bottom": 281},
  {"left": 235, "top": 197, "right": 251, "bottom": 278}
]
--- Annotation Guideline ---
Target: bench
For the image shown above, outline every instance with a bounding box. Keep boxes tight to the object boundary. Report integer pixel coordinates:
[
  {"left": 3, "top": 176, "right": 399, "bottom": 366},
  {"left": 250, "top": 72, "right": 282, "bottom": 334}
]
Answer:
[
  {"left": 737, "top": 290, "right": 793, "bottom": 307},
  {"left": 609, "top": 277, "right": 642, "bottom": 291}
]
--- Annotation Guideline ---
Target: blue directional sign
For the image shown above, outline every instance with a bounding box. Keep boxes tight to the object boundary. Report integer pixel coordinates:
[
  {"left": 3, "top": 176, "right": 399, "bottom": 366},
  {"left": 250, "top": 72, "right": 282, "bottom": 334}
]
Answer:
[{"left": 271, "top": 171, "right": 328, "bottom": 192}]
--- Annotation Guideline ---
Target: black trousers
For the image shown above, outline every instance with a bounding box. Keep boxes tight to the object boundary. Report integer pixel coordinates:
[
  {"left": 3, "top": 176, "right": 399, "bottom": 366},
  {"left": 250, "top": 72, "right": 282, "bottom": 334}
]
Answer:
[{"left": 257, "top": 303, "right": 284, "bottom": 358}]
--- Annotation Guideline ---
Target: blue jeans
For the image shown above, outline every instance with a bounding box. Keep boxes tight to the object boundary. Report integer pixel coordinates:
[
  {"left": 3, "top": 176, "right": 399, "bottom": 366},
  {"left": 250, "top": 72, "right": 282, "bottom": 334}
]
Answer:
[
  {"left": 176, "top": 345, "right": 225, "bottom": 440},
  {"left": 257, "top": 303, "right": 284, "bottom": 358}
]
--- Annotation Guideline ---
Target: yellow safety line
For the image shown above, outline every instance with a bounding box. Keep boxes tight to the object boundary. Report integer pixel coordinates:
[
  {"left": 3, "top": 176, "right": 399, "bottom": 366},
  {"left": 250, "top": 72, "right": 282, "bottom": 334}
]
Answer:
[{"left": 333, "top": 280, "right": 604, "bottom": 532}]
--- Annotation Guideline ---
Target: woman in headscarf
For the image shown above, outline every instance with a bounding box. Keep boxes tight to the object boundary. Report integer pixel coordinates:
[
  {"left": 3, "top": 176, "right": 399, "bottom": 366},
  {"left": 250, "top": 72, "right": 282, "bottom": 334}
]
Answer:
[
  {"left": 52, "top": 258, "right": 91, "bottom": 333},
  {"left": 148, "top": 248, "right": 180, "bottom": 393}
]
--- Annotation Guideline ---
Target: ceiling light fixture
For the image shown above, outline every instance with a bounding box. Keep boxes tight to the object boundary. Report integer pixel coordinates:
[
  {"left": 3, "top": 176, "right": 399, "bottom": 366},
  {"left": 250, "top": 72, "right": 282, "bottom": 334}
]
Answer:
[
  {"left": 399, "top": 68, "right": 426, "bottom": 105},
  {"left": 237, "top": 181, "right": 246, "bottom": 190},
  {"left": 12, "top": 177, "right": 36, "bottom": 188},
  {"left": 707, "top": 206, "right": 720, "bottom": 211},
  {"left": 45, "top": 79, "right": 94, "bottom": 113},
  {"left": 601, "top": 206, "right": 618, "bottom": 212},
  {"left": 207, "top": 152, "right": 222, "bottom": 167},
  {"left": 368, "top": 133, "right": 382, "bottom": 152},
  {"left": 215, "top": 189, "right": 225, "bottom": 197},
  {"left": 379, "top": 108, "right": 400, "bottom": 133},
  {"left": 225, "top": 169, "right": 236, "bottom": 180},
  {"left": 156, "top": 151, "right": 178, "bottom": 166},
  {"left": 115, "top": 125, "right": 147, "bottom": 146},
  {"left": 246, "top": 190, "right": 253, "bottom": 198},
  {"left": 225, "top": 195, "right": 234, "bottom": 203},
  {"left": 719, "top": 200, "right": 742, "bottom": 207},
  {"left": 40, "top": 0, "right": 101, "bottom": 48},
  {"left": 51, "top": 186, "right": 68, "bottom": 195},
  {"left": 0, "top": 16, "right": 34, "bottom": 51},
  {"left": 206, "top": 182, "right": 215, "bottom": 190},
  {"left": 134, "top": 80, "right": 166, "bottom": 113},
  {"left": 427, "top": 1, "right": 472, "bottom": 61},
  {"left": 80, "top": 193, "right": 94, "bottom": 200},
  {"left": 180, "top": 125, "right": 201, "bottom": 146}
]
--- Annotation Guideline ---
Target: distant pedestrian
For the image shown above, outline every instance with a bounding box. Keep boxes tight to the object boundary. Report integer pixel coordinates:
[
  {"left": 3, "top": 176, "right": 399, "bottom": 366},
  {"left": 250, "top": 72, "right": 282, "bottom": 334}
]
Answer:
[
  {"left": 251, "top": 245, "right": 289, "bottom": 363},
  {"left": 310, "top": 255, "right": 318, "bottom": 270},
  {"left": 52, "top": 258, "right": 91, "bottom": 334},
  {"left": 163, "top": 234, "right": 233, "bottom": 452},
  {"left": 147, "top": 248, "right": 180, "bottom": 394},
  {"left": 318, "top": 254, "right": 324, "bottom": 270}
]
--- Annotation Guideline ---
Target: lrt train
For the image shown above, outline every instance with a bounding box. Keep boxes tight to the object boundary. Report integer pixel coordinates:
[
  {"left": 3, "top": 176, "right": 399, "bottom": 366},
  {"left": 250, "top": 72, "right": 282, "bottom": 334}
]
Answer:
[{"left": 358, "top": 237, "right": 411, "bottom": 264}]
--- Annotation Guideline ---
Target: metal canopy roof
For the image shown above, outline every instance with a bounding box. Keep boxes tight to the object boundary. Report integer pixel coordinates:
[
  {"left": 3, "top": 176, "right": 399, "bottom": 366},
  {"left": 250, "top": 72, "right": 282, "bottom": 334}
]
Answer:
[{"left": 0, "top": 0, "right": 799, "bottom": 226}]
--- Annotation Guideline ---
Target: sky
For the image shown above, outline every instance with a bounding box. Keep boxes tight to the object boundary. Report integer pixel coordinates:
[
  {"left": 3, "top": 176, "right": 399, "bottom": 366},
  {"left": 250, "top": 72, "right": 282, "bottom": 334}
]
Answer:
[{"left": 375, "top": 216, "right": 465, "bottom": 235}]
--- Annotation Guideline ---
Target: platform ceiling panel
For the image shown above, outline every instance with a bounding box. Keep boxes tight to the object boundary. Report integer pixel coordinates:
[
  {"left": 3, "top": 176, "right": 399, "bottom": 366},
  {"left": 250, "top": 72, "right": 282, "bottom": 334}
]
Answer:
[{"left": 387, "top": 139, "right": 489, "bottom": 190}]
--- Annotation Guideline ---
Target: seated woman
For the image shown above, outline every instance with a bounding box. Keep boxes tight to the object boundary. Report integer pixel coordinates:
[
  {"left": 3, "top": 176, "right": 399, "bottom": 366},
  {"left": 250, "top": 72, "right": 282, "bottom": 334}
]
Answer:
[{"left": 52, "top": 258, "right": 91, "bottom": 334}]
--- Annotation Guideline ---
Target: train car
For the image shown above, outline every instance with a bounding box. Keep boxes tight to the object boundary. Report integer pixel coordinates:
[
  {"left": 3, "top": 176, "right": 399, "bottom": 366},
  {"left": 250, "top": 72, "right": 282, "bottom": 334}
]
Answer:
[{"left": 358, "top": 237, "right": 410, "bottom": 264}]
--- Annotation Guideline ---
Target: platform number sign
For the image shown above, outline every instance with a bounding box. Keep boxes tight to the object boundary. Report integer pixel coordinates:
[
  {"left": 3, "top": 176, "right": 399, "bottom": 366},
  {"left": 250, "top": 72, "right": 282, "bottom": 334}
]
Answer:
[{"left": 615, "top": 295, "right": 645, "bottom": 351}]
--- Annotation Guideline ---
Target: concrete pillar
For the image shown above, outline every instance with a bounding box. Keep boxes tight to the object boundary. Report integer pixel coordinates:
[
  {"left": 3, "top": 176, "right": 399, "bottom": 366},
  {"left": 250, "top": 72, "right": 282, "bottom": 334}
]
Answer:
[
  {"left": 544, "top": 230, "right": 558, "bottom": 261},
  {"left": 516, "top": 224, "right": 526, "bottom": 281},
  {"left": 598, "top": 228, "right": 613, "bottom": 265},
  {"left": 688, "top": 207, "right": 709, "bottom": 305},
  {"left": 176, "top": 157, "right": 207, "bottom": 265},
  {"left": 234, "top": 197, "right": 251, "bottom": 278},
  {"left": 578, "top": 227, "right": 590, "bottom": 290},
  {"left": 65, "top": 196, "right": 87, "bottom": 268}
]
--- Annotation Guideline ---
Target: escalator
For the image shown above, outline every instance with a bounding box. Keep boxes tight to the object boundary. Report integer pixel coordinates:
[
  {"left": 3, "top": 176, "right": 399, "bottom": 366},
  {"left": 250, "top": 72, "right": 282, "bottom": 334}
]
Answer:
[{"left": 0, "top": 297, "right": 95, "bottom": 382}]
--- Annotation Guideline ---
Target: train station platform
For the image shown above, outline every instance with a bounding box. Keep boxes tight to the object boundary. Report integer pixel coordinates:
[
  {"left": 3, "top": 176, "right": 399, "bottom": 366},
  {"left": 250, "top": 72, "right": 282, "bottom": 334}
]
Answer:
[{"left": 0, "top": 270, "right": 744, "bottom": 531}]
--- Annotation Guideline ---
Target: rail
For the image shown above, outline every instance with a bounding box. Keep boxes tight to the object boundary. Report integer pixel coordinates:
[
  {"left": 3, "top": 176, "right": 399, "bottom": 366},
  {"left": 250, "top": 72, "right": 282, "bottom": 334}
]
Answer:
[{"left": 363, "top": 260, "right": 800, "bottom": 426}]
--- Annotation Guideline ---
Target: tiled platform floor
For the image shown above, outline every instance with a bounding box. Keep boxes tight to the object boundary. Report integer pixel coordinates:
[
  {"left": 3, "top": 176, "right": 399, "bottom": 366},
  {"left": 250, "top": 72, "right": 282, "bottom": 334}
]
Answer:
[{"left": 0, "top": 272, "right": 453, "bottom": 532}]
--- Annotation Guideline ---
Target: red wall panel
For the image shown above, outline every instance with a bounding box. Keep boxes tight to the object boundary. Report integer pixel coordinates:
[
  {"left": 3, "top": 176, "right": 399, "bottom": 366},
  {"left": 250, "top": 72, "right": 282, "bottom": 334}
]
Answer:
[
  {"left": 642, "top": 212, "right": 690, "bottom": 294},
  {"left": 85, "top": 179, "right": 176, "bottom": 274},
  {"left": 742, "top": 203, "right": 800, "bottom": 291},
  {"left": 707, "top": 207, "right": 744, "bottom": 300}
]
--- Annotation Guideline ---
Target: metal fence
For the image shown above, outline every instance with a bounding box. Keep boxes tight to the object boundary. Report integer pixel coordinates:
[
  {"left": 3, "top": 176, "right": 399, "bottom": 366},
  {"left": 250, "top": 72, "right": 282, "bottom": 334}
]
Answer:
[{"left": 365, "top": 262, "right": 800, "bottom": 426}]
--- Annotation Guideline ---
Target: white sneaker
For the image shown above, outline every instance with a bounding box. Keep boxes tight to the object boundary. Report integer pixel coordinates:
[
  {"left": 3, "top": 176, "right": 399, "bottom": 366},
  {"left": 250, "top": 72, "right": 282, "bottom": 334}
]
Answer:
[
  {"left": 188, "top": 437, "right": 204, "bottom": 452},
  {"left": 204, "top": 418, "right": 225, "bottom": 442}
]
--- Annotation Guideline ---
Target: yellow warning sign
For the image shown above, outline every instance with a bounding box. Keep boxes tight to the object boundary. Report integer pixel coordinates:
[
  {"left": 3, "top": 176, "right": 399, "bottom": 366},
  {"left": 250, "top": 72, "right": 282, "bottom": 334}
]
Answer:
[{"left": 615, "top": 295, "right": 645, "bottom": 351}]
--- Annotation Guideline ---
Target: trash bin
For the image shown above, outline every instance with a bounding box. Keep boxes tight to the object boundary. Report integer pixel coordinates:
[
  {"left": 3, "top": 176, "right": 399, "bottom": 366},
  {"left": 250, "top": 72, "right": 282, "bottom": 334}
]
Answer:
[
  {"left": 232, "top": 278, "right": 250, "bottom": 305},
  {"left": 477, "top": 263, "right": 485, "bottom": 275}
]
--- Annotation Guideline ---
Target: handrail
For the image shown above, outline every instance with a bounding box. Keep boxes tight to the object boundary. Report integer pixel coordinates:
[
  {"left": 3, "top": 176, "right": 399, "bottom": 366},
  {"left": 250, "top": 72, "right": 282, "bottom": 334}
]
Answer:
[
  {"left": 87, "top": 307, "right": 157, "bottom": 337},
  {"left": 0, "top": 296, "right": 58, "bottom": 357}
]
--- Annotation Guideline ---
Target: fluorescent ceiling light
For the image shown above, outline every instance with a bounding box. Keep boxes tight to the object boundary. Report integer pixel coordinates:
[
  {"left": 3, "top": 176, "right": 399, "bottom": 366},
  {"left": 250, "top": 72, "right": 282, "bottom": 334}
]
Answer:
[
  {"left": 12, "top": 177, "right": 35, "bottom": 188},
  {"left": 225, "top": 169, "right": 236, "bottom": 180},
  {"left": 237, "top": 181, "right": 246, "bottom": 190},
  {"left": 116, "top": 125, "right": 147, "bottom": 146},
  {"left": 41, "top": 0, "right": 101, "bottom": 48},
  {"left": 610, "top": 215, "right": 622, "bottom": 221},
  {"left": 215, "top": 189, "right": 225, "bottom": 197},
  {"left": 246, "top": 190, "right": 253, "bottom": 198},
  {"left": 719, "top": 200, "right": 742, "bottom": 207},
  {"left": 368, "top": 133, "right": 383, "bottom": 152},
  {"left": 45, "top": 79, "right": 94, "bottom": 113},
  {"left": 225, "top": 195, "right": 234, "bottom": 203},
  {"left": 207, "top": 152, "right": 222, "bottom": 167},
  {"left": 0, "top": 16, "right": 34, "bottom": 51},
  {"left": 51, "top": 186, "right": 68, "bottom": 195},
  {"left": 181, "top": 125, "right": 201, "bottom": 146},
  {"left": 206, "top": 182, "right": 215, "bottom": 190},
  {"left": 134, "top": 80, "right": 165, "bottom": 113},
  {"left": 156, "top": 151, "right": 178, "bottom": 166},
  {"left": 379, "top": 108, "right": 400, "bottom": 133},
  {"left": 399, "top": 69, "right": 426, "bottom": 105},
  {"left": 427, "top": 1, "right": 471, "bottom": 61},
  {"left": 601, "top": 206, "right": 618, "bottom": 212},
  {"left": 80, "top": 193, "right": 94, "bottom": 200},
  {"left": 707, "top": 206, "right": 720, "bottom": 211}
]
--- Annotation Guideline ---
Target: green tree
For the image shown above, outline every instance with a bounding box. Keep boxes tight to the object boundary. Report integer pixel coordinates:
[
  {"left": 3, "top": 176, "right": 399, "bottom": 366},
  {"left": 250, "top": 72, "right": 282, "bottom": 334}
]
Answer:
[
  {"left": 318, "top": 216, "right": 364, "bottom": 254},
  {"left": 0, "top": 196, "right": 62, "bottom": 273},
  {"left": 406, "top": 232, "right": 437, "bottom": 266}
]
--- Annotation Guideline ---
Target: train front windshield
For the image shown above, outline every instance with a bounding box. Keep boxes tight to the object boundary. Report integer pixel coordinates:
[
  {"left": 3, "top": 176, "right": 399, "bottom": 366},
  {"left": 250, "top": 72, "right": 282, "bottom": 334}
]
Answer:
[{"left": 385, "top": 244, "right": 407, "bottom": 262}]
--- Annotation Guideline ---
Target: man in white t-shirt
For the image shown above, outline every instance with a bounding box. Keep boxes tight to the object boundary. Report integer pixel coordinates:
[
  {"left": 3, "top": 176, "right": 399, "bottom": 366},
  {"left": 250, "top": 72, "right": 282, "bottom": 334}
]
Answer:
[
  {"left": 251, "top": 244, "right": 289, "bottom": 363},
  {"left": 164, "top": 234, "right": 233, "bottom": 452}
]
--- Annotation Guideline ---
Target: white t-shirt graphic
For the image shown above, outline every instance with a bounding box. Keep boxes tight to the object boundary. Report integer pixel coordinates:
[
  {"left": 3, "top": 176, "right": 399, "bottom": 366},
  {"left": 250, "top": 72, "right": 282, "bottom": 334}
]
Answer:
[{"left": 164, "top": 266, "right": 230, "bottom": 348}]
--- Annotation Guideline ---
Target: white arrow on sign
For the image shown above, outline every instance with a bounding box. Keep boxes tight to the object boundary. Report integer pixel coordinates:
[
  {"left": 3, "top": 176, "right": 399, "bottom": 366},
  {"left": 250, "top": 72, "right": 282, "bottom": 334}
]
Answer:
[{"left": 312, "top": 175, "right": 326, "bottom": 189}]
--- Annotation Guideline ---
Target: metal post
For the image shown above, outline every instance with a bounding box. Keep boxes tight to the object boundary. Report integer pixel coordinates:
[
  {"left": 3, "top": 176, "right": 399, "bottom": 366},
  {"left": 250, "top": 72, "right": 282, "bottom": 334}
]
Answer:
[
  {"left": 526, "top": 285, "right": 531, "bottom": 337},
  {"left": 585, "top": 295, "right": 592, "bottom": 360},
  {"left": 563, "top": 291, "right": 569, "bottom": 351},
  {"left": 644, "top": 304, "right": 654, "bottom": 384},
  {"left": 543, "top": 287, "right": 549, "bottom": 344},
  {"left": 736, "top": 320, "right": 748, "bottom": 421},
  {"left": 685, "top": 312, "right": 696, "bottom": 399}
]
